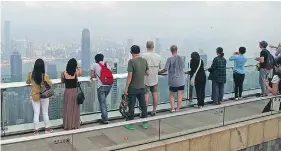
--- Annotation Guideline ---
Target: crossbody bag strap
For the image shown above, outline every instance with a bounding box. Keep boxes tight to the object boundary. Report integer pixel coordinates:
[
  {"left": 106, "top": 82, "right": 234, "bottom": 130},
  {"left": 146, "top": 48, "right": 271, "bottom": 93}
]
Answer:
[{"left": 194, "top": 60, "right": 201, "bottom": 76}]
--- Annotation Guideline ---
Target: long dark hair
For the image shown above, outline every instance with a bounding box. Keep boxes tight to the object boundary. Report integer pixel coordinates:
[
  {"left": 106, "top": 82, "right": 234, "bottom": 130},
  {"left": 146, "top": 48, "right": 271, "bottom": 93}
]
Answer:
[
  {"left": 32, "top": 59, "right": 45, "bottom": 85},
  {"left": 66, "top": 58, "right": 77, "bottom": 76},
  {"left": 191, "top": 52, "right": 200, "bottom": 61}
]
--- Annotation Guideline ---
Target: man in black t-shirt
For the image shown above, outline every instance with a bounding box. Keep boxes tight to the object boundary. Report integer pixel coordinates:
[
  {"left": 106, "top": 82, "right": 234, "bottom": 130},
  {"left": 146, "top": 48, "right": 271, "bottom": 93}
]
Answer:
[{"left": 255, "top": 41, "right": 270, "bottom": 96}]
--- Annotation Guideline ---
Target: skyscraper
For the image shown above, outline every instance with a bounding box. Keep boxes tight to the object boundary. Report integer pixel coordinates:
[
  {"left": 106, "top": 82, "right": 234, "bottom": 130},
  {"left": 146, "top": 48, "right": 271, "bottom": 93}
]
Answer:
[
  {"left": 14, "top": 39, "right": 28, "bottom": 58},
  {"left": 199, "top": 49, "right": 207, "bottom": 67},
  {"left": 10, "top": 50, "right": 22, "bottom": 82},
  {"left": 81, "top": 29, "right": 91, "bottom": 75},
  {"left": 155, "top": 38, "right": 162, "bottom": 54},
  {"left": 111, "top": 63, "right": 118, "bottom": 109},
  {"left": 46, "top": 63, "right": 58, "bottom": 79},
  {"left": 4, "top": 21, "right": 11, "bottom": 58}
]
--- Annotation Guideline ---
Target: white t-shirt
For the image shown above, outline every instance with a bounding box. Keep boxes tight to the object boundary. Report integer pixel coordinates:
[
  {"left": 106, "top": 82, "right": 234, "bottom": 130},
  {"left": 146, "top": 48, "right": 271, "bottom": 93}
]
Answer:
[
  {"left": 91, "top": 61, "right": 111, "bottom": 88},
  {"left": 142, "top": 51, "right": 161, "bottom": 86},
  {"left": 271, "top": 75, "right": 280, "bottom": 84}
]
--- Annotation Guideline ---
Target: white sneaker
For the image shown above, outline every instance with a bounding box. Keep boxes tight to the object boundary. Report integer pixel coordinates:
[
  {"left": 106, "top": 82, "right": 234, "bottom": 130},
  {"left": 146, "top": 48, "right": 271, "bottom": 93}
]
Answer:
[{"left": 235, "top": 98, "right": 239, "bottom": 101}]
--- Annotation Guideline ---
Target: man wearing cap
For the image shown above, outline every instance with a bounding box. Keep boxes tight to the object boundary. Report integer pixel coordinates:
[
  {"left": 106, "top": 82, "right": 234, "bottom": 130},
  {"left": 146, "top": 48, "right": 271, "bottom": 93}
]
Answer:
[{"left": 255, "top": 41, "right": 270, "bottom": 96}]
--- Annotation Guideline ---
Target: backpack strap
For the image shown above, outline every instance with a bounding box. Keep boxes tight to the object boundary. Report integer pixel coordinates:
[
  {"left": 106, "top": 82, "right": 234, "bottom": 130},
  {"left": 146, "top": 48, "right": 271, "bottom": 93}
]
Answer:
[{"left": 98, "top": 62, "right": 108, "bottom": 68}]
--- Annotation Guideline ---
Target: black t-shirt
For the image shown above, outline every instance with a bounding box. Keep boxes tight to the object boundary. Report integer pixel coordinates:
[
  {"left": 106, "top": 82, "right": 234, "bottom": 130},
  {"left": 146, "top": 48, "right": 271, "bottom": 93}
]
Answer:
[{"left": 260, "top": 49, "right": 268, "bottom": 69}]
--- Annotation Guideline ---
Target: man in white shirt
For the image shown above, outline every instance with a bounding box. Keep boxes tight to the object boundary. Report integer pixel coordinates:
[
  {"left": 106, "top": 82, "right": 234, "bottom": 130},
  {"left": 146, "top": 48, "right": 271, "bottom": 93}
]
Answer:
[
  {"left": 90, "top": 54, "right": 112, "bottom": 124},
  {"left": 142, "top": 41, "right": 161, "bottom": 116}
]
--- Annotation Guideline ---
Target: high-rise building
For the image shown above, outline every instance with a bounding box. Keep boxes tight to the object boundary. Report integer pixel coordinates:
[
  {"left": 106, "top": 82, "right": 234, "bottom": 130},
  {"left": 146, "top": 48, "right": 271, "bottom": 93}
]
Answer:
[
  {"left": 3, "top": 21, "right": 11, "bottom": 58},
  {"left": 155, "top": 38, "right": 162, "bottom": 54},
  {"left": 27, "top": 42, "right": 33, "bottom": 58},
  {"left": 10, "top": 50, "right": 22, "bottom": 82},
  {"left": 81, "top": 29, "right": 91, "bottom": 75},
  {"left": 199, "top": 49, "right": 207, "bottom": 67},
  {"left": 111, "top": 63, "right": 118, "bottom": 109},
  {"left": 14, "top": 39, "right": 28, "bottom": 58},
  {"left": 46, "top": 63, "right": 58, "bottom": 79}
]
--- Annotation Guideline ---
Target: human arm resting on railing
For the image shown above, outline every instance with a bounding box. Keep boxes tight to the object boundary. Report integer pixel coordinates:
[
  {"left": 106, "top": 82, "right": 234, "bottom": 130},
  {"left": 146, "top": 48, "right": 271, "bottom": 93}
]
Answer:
[
  {"left": 90, "top": 70, "right": 96, "bottom": 79},
  {"left": 208, "top": 58, "right": 217, "bottom": 72},
  {"left": 44, "top": 74, "right": 52, "bottom": 86},
  {"left": 26, "top": 72, "right": 31, "bottom": 84},
  {"left": 76, "top": 65, "right": 83, "bottom": 77},
  {"left": 158, "top": 57, "right": 169, "bottom": 75},
  {"left": 124, "top": 72, "right": 132, "bottom": 95}
]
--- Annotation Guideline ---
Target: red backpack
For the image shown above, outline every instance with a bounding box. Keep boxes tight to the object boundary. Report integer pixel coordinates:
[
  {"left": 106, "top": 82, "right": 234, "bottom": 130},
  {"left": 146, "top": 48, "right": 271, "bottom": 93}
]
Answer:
[{"left": 98, "top": 62, "right": 114, "bottom": 85}]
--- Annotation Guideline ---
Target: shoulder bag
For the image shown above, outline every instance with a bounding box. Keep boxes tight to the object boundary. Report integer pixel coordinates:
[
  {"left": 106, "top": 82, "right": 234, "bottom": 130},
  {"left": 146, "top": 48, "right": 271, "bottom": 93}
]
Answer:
[
  {"left": 190, "top": 60, "right": 201, "bottom": 86},
  {"left": 40, "top": 74, "right": 54, "bottom": 98},
  {"left": 76, "top": 76, "right": 85, "bottom": 104}
]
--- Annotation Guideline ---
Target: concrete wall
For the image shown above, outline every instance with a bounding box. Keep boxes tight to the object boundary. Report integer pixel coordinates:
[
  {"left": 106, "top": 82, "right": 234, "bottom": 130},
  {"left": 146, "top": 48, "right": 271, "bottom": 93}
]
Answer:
[{"left": 117, "top": 113, "right": 281, "bottom": 151}]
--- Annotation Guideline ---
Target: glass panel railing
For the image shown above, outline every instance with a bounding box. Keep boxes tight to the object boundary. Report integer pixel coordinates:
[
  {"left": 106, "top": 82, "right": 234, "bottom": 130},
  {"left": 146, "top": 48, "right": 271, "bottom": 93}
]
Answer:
[
  {"left": 2, "top": 96, "right": 280, "bottom": 150},
  {"left": 1, "top": 64, "right": 261, "bottom": 135}
]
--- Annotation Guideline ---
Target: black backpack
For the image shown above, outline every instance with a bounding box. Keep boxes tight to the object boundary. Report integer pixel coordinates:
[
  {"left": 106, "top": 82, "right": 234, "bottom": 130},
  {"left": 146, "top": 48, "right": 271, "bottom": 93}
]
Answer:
[{"left": 265, "top": 49, "right": 276, "bottom": 70}]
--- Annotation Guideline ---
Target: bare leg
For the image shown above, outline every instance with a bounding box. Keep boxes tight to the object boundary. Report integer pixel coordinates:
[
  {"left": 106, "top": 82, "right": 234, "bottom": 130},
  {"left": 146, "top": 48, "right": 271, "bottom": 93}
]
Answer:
[
  {"left": 152, "top": 92, "right": 158, "bottom": 112},
  {"left": 169, "top": 91, "right": 175, "bottom": 110},
  {"left": 177, "top": 90, "right": 183, "bottom": 111},
  {"left": 145, "top": 92, "right": 149, "bottom": 106}
]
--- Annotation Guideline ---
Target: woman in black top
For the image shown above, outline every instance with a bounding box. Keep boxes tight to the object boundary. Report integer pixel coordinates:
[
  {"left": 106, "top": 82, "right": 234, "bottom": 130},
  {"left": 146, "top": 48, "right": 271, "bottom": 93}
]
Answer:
[
  {"left": 189, "top": 52, "right": 206, "bottom": 108},
  {"left": 61, "top": 58, "right": 82, "bottom": 130}
]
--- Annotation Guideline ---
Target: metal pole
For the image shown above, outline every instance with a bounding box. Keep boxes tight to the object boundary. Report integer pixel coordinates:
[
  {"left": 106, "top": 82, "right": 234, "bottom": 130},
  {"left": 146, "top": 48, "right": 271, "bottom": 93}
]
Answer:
[{"left": 1, "top": 89, "right": 6, "bottom": 136}]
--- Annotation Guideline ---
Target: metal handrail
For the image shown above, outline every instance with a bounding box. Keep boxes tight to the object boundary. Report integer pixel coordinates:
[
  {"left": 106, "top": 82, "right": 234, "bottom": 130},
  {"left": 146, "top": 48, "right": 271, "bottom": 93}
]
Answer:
[
  {"left": 1, "top": 95, "right": 278, "bottom": 145},
  {"left": 0, "top": 64, "right": 256, "bottom": 89}
]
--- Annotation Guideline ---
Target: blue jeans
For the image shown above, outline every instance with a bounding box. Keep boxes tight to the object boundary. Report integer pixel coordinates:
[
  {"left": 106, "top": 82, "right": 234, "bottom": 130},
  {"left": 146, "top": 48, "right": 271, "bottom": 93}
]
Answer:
[
  {"left": 127, "top": 88, "right": 148, "bottom": 121},
  {"left": 97, "top": 86, "right": 112, "bottom": 121},
  {"left": 212, "top": 80, "right": 224, "bottom": 103}
]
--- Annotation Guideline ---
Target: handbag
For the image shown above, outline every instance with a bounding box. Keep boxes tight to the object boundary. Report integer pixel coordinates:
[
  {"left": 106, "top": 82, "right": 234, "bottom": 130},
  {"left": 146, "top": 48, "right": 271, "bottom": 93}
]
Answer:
[
  {"left": 262, "top": 97, "right": 281, "bottom": 113},
  {"left": 40, "top": 74, "right": 54, "bottom": 98},
  {"left": 77, "top": 81, "right": 85, "bottom": 105},
  {"left": 190, "top": 60, "right": 201, "bottom": 86},
  {"left": 119, "top": 94, "right": 129, "bottom": 119}
]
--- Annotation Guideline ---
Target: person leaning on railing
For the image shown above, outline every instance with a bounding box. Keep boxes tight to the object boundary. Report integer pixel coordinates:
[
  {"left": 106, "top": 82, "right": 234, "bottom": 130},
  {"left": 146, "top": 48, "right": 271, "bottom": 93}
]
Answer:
[
  {"left": 207, "top": 47, "right": 227, "bottom": 105},
  {"left": 26, "top": 58, "right": 53, "bottom": 135},
  {"left": 61, "top": 58, "right": 83, "bottom": 130},
  {"left": 158, "top": 45, "right": 186, "bottom": 112},
  {"left": 229, "top": 47, "right": 247, "bottom": 100}
]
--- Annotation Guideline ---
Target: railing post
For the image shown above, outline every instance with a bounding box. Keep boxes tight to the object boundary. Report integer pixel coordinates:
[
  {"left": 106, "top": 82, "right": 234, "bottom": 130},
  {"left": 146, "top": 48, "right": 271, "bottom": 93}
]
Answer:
[{"left": 1, "top": 88, "right": 7, "bottom": 136}]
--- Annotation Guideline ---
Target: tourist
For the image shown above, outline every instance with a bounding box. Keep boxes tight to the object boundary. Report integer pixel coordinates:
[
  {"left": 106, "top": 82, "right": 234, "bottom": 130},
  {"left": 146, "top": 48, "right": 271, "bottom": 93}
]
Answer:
[
  {"left": 189, "top": 52, "right": 206, "bottom": 108},
  {"left": 264, "top": 56, "right": 281, "bottom": 95},
  {"left": 263, "top": 57, "right": 281, "bottom": 112},
  {"left": 90, "top": 54, "right": 113, "bottom": 124},
  {"left": 142, "top": 41, "right": 161, "bottom": 116},
  {"left": 124, "top": 45, "right": 149, "bottom": 130},
  {"left": 229, "top": 47, "right": 247, "bottom": 100},
  {"left": 270, "top": 43, "right": 281, "bottom": 58},
  {"left": 159, "top": 45, "right": 185, "bottom": 112},
  {"left": 26, "top": 58, "right": 53, "bottom": 135},
  {"left": 255, "top": 41, "right": 271, "bottom": 96},
  {"left": 208, "top": 47, "right": 227, "bottom": 105},
  {"left": 61, "top": 58, "right": 82, "bottom": 130}
]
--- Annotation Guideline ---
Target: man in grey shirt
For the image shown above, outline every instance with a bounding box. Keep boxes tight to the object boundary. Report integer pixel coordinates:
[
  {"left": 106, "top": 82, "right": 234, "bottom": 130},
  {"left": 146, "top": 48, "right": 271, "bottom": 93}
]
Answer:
[{"left": 159, "top": 45, "right": 186, "bottom": 112}]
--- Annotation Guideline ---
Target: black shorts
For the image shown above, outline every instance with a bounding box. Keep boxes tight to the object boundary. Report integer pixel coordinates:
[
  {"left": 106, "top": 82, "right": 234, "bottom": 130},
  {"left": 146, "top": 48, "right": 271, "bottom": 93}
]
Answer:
[{"left": 169, "top": 85, "right": 185, "bottom": 92}]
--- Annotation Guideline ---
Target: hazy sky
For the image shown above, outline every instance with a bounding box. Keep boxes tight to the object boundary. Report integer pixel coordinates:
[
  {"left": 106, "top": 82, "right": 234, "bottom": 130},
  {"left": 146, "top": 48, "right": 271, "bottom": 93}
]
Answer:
[{"left": 1, "top": 1, "right": 281, "bottom": 57}]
